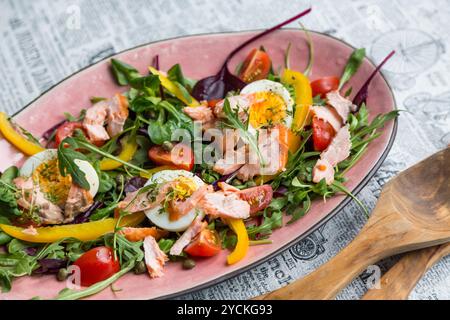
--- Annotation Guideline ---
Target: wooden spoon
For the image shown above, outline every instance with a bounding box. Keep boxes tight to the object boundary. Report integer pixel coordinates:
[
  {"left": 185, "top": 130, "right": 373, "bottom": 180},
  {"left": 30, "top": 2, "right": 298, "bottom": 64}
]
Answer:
[
  {"left": 256, "top": 148, "right": 450, "bottom": 300},
  {"left": 362, "top": 242, "right": 450, "bottom": 300}
]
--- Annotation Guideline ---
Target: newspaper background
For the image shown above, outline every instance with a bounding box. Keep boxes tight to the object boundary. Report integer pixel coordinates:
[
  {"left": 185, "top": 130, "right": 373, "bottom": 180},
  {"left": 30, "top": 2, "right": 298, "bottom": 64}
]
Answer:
[{"left": 0, "top": 0, "right": 449, "bottom": 300}]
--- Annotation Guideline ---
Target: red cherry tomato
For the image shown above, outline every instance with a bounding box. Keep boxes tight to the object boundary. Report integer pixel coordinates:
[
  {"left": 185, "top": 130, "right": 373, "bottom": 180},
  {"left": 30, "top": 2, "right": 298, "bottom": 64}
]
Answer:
[
  {"left": 148, "top": 143, "right": 194, "bottom": 171},
  {"left": 238, "top": 49, "right": 271, "bottom": 83},
  {"left": 238, "top": 185, "right": 273, "bottom": 215},
  {"left": 312, "top": 117, "right": 336, "bottom": 151},
  {"left": 310, "top": 76, "right": 340, "bottom": 98},
  {"left": 184, "top": 229, "right": 222, "bottom": 257},
  {"left": 55, "top": 122, "right": 85, "bottom": 146},
  {"left": 72, "top": 246, "right": 120, "bottom": 287}
]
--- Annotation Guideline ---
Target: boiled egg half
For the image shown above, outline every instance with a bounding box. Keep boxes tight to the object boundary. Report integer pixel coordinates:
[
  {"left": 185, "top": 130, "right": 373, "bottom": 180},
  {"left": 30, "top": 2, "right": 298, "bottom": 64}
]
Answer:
[
  {"left": 241, "top": 79, "right": 294, "bottom": 133},
  {"left": 20, "top": 149, "right": 99, "bottom": 205},
  {"left": 144, "top": 170, "right": 205, "bottom": 232}
]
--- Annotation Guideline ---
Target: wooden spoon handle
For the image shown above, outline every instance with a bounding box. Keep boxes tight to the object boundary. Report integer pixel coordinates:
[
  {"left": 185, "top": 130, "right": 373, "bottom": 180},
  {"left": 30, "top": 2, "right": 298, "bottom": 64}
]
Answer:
[
  {"left": 257, "top": 223, "right": 387, "bottom": 300},
  {"left": 362, "top": 243, "right": 450, "bottom": 300}
]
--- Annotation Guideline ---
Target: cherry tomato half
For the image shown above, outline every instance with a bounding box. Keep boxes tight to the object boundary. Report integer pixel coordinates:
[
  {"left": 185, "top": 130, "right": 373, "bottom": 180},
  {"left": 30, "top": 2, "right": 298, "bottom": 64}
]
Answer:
[
  {"left": 310, "top": 76, "right": 340, "bottom": 98},
  {"left": 73, "top": 246, "right": 120, "bottom": 287},
  {"left": 238, "top": 49, "right": 271, "bottom": 83},
  {"left": 184, "top": 229, "right": 222, "bottom": 257},
  {"left": 238, "top": 185, "right": 273, "bottom": 215},
  {"left": 55, "top": 122, "right": 85, "bottom": 146},
  {"left": 148, "top": 143, "right": 194, "bottom": 171},
  {"left": 312, "top": 117, "right": 336, "bottom": 152}
]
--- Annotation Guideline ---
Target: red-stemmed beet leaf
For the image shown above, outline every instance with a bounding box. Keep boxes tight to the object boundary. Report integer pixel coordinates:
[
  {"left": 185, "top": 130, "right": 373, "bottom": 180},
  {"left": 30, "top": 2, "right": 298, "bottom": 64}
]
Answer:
[
  {"left": 353, "top": 50, "right": 396, "bottom": 110},
  {"left": 192, "top": 8, "right": 312, "bottom": 101}
]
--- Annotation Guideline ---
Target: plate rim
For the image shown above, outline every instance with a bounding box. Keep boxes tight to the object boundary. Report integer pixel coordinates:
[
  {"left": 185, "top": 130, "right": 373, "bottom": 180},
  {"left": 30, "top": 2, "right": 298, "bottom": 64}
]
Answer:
[{"left": 10, "top": 28, "right": 398, "bottom": 300}]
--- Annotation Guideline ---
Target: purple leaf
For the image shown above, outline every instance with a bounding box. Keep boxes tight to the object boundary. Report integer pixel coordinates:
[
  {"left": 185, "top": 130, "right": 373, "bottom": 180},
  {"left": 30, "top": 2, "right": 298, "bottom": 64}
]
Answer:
[
  {"left": 24, "top": 247, "right": 38, "bottom": 256},
  {"left": 192, "top": 8, "right": 312, "bottom": 101},
  {"left": 124, "top": 176, "right": 148, "bottom": 193},
  {"left": 211, "top": 165, "right": 244, "bottom": 191},
  {"left": 353, "top": 50, "right": 396, "bottom": 109},
  {"left": 34, "top": 259, "right": 67, "bottom": 274},
  {"left": 70, "top": 201, "right": 103, "bottom": 224},
  {"left": 152, "top": 54, "right": 165, "bottom": 99},
  {"left": 273, "top": 186, "right": 288, "bottom": 198},
  {"left": 42, "top": 119, "right": 66, "bottom": 142}
]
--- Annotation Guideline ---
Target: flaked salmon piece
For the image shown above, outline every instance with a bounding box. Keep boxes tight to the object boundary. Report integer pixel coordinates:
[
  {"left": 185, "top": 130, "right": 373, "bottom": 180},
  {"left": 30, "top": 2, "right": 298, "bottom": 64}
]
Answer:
[
  {"left": 321, "top": 125, "right": 351, "bottom": 166},
  {"left": 213, "top": 159, "right": 244, "bottom": 176},
  {"left": 183, "top": 105, "right": 214, "bottom": 124},
  {"left": 236, "top": 163, "right": 260, "bottom": 182},
  {"left": 83, "top": 94, "right": 129, "bottom": 144},
  {"left": 170, "top": 216, "right": 207, "bottom": 256},
  {"left": 115, "top": 182, "right": 172, "bottom": 215},
  {"left": 143, "top": 236, "right": 168, "bottom": 278},
  {"left": 214, "top": 95, "right": 251, "bottom": 121},
  {"left": 83, "top": 101, "right": 110, "bottom": 143},
  {"left": 167, "top": 185, "right": 213, "bottom": 221},
  {"left": 326, "top": 91, "right": 356, "bottom": 123},
  {"left": 312, "top": 158, "right": 335, "bottom": 185},
  {"left": 310, "top": 106, "right": 343, "bottom": 133},
  {"left": 200, "top": 191, "right": 250, "bottom": 220},
  {"left": 22, "top": 225, "right": 38, "bottom": 236},
  {"left": 64, "top": 184, "right": 94, "bottom": 223},
  {"left": 106, "top": 94, "right": 129, "bottom": 137},
  {"left": 14, "top": 176, "right": 65, "bottom": 225},
  {"left": 120, "top": 227, "right": 168, "bottom": 242},
  {"left": 312, "top": 126, "right": 351, "bottom": 185},
  {"left": 236, "top": 125, "right": 289, "bottom": 181}
]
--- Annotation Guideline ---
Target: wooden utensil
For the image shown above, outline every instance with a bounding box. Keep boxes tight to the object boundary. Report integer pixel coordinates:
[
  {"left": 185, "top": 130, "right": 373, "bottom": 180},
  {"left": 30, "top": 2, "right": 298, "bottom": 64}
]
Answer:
[
  {"left": 256, "top": 148, "right": 450, "bottom": 300},
  {"left": 362, "top": 242, "right": 450, "bottom": 300}
]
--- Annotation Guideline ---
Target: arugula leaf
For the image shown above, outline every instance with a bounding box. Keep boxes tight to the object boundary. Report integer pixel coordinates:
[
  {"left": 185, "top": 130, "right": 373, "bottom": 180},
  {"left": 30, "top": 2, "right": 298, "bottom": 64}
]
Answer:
[
  {"left": 0, "top": 166, "right": 18, "bottom": 186},
  {"left": 57, "top": 138, "right": 90, "bottom": 190},
  {"left": 64, "top": 109, "right": 86, "bottom": 122},
  {"left": 288, "top": 195, "right": 311, "bottom": 224},
  {"left": 167, "top": 64, "right": 187, "bottom": 87},
  {"left": 312, "top": 94, "right": 326, "bottom": 106},
  {"left": 0, "top": 184, "right": 21, "bottom": 218},
  {"left": 246, "top": 210, "right": 283, "bottom": 240},
  {"left": 129, "top": 74, "right": 161, "bottom": 94},
  {"left": 158, "top": 238, "right": 174, "bottom": 254},
  {"left": 220, "top": 229, "right": 237, "bottom": 249},
  {"left": 338, "top": 48, "right": 366, "bottom": 90},
  {"left": 222, "top": 98, "right": 264, "bottom": 165},
  {"left": 111, "top": 59, "right": 141, "bottom": 86},
  {"left": 55, "top": 260, "right": 135, "bottom": 300}
]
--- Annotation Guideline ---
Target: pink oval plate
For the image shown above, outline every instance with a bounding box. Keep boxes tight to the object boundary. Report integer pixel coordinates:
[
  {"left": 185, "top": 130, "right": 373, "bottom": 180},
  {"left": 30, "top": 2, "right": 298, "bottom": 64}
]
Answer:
[{"left": 0, "top": 29, "right": 396, "bottom": 300}]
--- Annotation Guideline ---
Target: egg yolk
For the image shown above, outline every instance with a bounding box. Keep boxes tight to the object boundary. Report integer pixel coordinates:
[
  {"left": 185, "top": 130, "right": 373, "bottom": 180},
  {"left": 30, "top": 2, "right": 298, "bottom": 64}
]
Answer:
[
  {"left": 170, "top": 176, "right": 197, "bottom": 201},
  {"left": 32, "top": 158, "right": 72, "bottom": 205},
  {"left": 248, "top": 91, "right": 287, "bottom": 129}
]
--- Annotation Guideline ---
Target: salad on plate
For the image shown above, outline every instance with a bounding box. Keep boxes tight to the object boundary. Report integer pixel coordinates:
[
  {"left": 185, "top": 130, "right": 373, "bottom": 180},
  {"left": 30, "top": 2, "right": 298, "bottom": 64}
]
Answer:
[{"left": 0, "top": 9, "right": 398, "bottom": 299}]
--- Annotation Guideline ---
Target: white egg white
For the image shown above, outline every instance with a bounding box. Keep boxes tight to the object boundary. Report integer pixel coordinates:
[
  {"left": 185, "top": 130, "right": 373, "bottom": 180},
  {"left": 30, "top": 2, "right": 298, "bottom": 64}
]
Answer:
[
  {"left": 144, "top": 170, "right": 205, "bottom": 232},
  {"left": 241, "top": 79, "right": 294, "bottom": 130},
  {"left": 20, "top": 149, "right": 99, "bottom": 197}
]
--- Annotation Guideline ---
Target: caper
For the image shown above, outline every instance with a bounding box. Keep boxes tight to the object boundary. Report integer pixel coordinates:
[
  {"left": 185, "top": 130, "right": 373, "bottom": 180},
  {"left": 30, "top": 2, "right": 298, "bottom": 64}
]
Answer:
[
  {"left": 182, "top": 258, "right": 196, "bottom": 270},
  {"left": 133, "top": 260, "right": 147, "bottom": 274},
  {"left": 57, "top": 268, "right": 69, "bottom": 281},
  {"left": 162, "top": 141, "right": 174, "bottom": 152}
]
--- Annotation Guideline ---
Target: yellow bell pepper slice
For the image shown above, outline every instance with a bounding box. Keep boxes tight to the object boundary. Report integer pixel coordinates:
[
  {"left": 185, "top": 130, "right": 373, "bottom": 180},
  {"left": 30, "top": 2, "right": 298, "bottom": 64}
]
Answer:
[
  {"left": 99, "top": 136, "right": 138, "bottom": 171},
  {"left": 138, "top": 165, "right": 176, "bottom": 179},
  {"left": 148, "top": 66, "right": 199, "bottom": 107},
  {"left": 282, "top": 69, "right": 313, "bottom": 133},
  {"left": 0, "top": 112, "right": 45, "bottom": 156},
  {"left": 226, "top": 218, "right": 249, "bottom": 265},
  {"left": 0, "top": 212, "right": 145, "bottom": 243}
]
